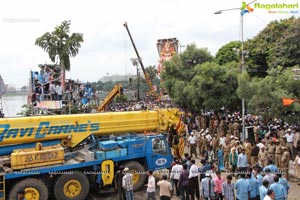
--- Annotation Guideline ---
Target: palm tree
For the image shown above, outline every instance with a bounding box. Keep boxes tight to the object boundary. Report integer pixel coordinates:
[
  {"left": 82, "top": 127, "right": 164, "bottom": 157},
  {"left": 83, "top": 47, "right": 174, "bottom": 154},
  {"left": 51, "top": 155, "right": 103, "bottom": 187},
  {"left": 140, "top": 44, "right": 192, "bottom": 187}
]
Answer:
[
  {"left": 35, "top": 20, "right": 84, "bottom": 84},
  {"left": 145, "top": 65, "right": 157, "bottom": 82},
  {"left": 130, "top": 58, "right": 140, "bottom": 100}
]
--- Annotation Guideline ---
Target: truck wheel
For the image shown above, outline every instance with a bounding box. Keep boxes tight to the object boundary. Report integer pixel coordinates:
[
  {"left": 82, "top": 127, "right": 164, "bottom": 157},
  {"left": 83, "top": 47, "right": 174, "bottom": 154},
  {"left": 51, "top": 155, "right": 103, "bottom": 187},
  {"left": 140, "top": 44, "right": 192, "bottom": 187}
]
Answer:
[
  {"left": 54, "top": 171, "right": 89, "bottom": 200},
  {"left": 124, "top": 161, "right": 146, "bottom": 191},
  {"left": 8, "top": 178, "right": 48, "bottom": 200}
]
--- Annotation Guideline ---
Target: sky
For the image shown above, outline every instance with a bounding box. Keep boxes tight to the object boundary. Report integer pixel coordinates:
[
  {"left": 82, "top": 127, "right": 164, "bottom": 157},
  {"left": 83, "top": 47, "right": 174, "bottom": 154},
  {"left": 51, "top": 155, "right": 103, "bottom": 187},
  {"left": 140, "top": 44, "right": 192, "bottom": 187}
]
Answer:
[{"left": 0, "top": 0, "right": 299, "bottom": 88}]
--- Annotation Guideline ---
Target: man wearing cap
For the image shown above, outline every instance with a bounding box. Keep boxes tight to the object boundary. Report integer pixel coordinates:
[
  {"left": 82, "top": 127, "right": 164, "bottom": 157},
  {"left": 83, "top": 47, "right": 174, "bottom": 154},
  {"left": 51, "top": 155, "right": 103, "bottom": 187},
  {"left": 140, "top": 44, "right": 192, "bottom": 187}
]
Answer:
[
  {"left": 258, "top": 146, "right": 268, "bottom": 167},
  {"left": 266, "top": 139, "right": 276, "bottom": 161},
  {"left": 122, "top": 167, "right": 134, "bottom": 200},
  {"left": 281, "top": 147, "right": 290, "bottom": 180},
  {"left": 233, "top": 119, "right": 240, "bottom": 137},
  {"left": 188, "top": 132, "right": 197, "bottom": 158},
  {"left": 275, "top": 140, "right": 283, "bottom": 167},
  {"left": 284, "top": 128, "right": 294, "bottom": 159},
  {"left": 278, "top": 127, "right": 286, "bottom": 146}
]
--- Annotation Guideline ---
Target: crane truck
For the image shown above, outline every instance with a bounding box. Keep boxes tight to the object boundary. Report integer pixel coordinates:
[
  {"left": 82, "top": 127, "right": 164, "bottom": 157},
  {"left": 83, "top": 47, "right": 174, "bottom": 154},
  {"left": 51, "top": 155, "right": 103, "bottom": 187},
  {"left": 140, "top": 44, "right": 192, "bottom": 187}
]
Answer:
[{"left": 0, "top": 108, "right": 184, "bottom": 200}]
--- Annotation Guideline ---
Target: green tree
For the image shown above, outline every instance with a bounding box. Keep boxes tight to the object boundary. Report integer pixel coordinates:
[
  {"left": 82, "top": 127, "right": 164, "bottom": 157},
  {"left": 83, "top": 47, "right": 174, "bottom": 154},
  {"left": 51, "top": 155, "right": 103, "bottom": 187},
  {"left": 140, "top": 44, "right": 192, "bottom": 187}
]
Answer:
[
  {"left": 161, "top": 44, "right": 240, "bottom": 111},
  {"left": 35, "top": 20, "right": 84, "bottom": 83},
  {"left": 145, "top": 65, "right": 157, "bottom": 82},
  {"left": 245, "top": 17, "right": 297, "bottom": 76},
  {"left": 237, "top": 67, "right": 300, "bottom": 121},
  {"left": 215, "top": 41, "right": 241, "bottom": 65},
  {"left": 270, "top": 18, "right": 300, "bottom": 68}
]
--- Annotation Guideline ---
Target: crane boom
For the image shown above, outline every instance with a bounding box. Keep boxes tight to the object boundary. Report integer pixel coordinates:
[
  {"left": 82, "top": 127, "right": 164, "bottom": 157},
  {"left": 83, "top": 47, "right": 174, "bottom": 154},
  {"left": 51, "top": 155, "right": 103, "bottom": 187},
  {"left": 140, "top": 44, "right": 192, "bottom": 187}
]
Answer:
[
  {"left": 0, "top": 109, "right": 181, "bottom": 148},
  {"left": 123, "top": 22, "right": 157, "bottom": 98},
  {"left": 97, "top": 84, "right": 123, "bottom": 112}
]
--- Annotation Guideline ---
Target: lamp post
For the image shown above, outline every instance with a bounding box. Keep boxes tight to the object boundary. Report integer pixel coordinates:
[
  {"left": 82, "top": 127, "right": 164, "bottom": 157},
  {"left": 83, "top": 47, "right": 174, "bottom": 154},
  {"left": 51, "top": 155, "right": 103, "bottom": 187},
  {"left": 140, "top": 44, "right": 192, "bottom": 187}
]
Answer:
[{"left": 214, "top": 0, "right": 256, "bottom": 140}]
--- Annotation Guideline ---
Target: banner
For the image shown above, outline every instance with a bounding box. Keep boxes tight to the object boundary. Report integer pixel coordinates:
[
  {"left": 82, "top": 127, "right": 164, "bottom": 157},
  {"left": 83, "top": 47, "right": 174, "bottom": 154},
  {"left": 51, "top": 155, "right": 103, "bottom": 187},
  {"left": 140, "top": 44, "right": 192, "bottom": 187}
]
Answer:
[
  {"left": 37, "top": 101, "right": 62, "bottom": 109},
  {"left": 156, "top": 38, "right": 179, "bottom": 77}
]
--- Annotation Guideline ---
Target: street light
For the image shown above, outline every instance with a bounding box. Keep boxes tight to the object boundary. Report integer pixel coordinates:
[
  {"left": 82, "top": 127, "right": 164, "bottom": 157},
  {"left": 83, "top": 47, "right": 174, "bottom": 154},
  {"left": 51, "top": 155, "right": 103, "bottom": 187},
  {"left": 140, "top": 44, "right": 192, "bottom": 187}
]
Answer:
[{"left": 214, "top": 0, "right": 257, "bottom": 140}]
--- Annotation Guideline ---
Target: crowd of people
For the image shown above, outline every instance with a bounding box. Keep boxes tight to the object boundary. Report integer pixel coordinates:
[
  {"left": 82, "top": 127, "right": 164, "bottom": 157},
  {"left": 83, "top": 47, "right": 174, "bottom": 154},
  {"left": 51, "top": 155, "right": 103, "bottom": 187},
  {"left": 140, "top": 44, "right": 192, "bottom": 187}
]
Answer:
[
  {"left": 107, "top": 100, "right": 176, "bottom": 112},
  {"left": 114, "top": 110, "right": 299, "bottom": 200}
]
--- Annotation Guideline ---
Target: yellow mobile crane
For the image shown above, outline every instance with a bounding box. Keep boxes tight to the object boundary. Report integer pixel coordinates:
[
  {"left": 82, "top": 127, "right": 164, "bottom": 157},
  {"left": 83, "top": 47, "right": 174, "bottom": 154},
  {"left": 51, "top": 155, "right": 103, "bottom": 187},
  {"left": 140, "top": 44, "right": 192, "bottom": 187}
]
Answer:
[
  {"left": 123, "top": 22, "right": 158, "bottom": 99},
  {"left": 0, "top": 109, "right": 184, "bottom": 200}
]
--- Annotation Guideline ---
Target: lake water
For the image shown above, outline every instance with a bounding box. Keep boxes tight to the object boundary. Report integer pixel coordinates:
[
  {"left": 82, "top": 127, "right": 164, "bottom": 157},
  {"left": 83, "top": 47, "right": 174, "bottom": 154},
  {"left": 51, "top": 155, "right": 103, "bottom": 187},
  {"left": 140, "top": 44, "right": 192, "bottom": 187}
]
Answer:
[{"left": 1, "top": 94, "right": 27, "bottom": 117}]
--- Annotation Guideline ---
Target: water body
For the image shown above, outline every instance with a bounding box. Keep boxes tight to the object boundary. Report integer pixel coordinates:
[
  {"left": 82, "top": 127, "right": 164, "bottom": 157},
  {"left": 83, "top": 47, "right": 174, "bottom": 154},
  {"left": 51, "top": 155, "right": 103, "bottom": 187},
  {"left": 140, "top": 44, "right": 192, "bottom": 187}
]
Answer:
[{"left": 1, "top": 94, "right": 27, "bottom": 117}]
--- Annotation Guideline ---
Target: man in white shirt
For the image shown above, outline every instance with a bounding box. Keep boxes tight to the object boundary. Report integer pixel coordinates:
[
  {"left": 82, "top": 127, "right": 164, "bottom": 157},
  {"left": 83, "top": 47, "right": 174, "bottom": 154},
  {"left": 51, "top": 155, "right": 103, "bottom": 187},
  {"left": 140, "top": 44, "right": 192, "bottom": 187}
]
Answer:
[
  {"left": 146, "top": 170, "right": 156, "bottom": 200},
  {"left": 170, "top": 160, "right": 183, "bottom": 196},
  {"left": 188, "top": 132, "right": 198, "bottom": 158},
  {"left": 188, "top": 159, "right": 199, "bottom": 200},
  {"left": 284, "top": 128, "right": 294, "bottom": 159}
]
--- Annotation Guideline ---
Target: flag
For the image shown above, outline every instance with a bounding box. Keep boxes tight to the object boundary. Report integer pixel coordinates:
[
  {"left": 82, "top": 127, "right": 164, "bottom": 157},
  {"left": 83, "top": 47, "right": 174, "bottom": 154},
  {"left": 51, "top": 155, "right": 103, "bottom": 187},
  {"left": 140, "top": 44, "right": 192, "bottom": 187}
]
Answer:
[{"left": 282, "top": 98, "right": 296, "bottom": 106}]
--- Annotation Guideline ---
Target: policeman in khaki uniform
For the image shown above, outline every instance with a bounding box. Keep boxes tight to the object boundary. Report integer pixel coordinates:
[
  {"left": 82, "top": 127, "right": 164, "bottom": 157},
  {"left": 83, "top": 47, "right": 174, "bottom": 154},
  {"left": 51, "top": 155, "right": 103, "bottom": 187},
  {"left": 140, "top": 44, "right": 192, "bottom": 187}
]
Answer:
[
  {"left": 232, "top": 120, "right": 240, "bottom": 137},
  {"left": 281, "top": 146, "right": 290, "bottom": 180},
  {"left": 258, "top": 146, "right": 268, "bottom": 167},
  {"left": 278, "top": 127, "right": 286, "bottom": 146},
  {"left": 223, "top": 140, "right": 231, "bottom": 168},
  {"left": 275, "top": 140, "right": 282, "bottom": 167},
  {"left": 267, "top": 140, "right": 276, "bottom": 161},
  {"left": 244, "top": 139, "right": 252, "bottom": 165}
]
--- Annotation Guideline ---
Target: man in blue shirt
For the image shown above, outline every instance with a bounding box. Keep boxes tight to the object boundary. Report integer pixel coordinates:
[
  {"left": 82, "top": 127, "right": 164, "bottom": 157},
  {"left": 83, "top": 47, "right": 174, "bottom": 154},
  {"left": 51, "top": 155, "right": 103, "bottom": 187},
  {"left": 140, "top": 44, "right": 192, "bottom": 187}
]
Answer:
[
  {"left": 237, "top": 148, "right": 248, "bottom": 177},
  {"left": 269, "top": 175, "right": 286, "bottom": 200},
  {"left": 259, "top": 180, "right": 269, "bottom": 200},
  {"left": 235, "top": 174, "right": 249, "bottom": 200},
  {"left": 263, "top": 160, "right": 279, "bottom": 173},
  {"left": 246, "top": 173, "right": 257, "bottom": 200},
  {"left": 277, "top": 173, "right": 290, "bottom": 196}
]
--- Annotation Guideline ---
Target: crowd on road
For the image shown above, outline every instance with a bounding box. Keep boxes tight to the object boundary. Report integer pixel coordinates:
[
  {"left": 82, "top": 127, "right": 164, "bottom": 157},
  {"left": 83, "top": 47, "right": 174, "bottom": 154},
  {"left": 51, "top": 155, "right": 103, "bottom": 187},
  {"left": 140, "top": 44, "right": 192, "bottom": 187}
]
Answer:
[{"left": 115, "top": 110, "right": 299, "bottom": 200}]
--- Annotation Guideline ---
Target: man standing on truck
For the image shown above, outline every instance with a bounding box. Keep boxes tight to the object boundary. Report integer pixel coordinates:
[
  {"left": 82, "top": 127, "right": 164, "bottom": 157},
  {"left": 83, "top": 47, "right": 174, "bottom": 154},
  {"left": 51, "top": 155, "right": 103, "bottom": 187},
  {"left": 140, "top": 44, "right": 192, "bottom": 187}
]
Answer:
[
  {"left": 115, "top": 165, "right": 126, "bottom": 200},
  {"left": 123, "top": 167, "right": 134, "bottom": 200}
]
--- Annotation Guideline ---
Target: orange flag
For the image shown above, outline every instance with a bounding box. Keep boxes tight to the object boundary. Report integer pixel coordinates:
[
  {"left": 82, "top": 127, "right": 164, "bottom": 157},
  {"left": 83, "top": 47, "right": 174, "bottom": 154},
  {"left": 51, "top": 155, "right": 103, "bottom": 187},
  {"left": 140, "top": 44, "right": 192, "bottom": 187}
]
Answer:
[{"left": 282, "top": 98, "right": 295, "bottom": 106}]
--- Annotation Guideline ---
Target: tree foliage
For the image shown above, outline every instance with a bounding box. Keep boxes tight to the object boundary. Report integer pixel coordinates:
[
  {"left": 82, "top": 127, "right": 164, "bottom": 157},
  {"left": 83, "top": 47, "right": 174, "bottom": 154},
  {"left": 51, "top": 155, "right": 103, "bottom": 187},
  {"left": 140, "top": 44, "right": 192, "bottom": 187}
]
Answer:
[
  {"left": 161, "top": 44, "right": 240, "bottom": 112},
  {"left": 245, "top": 17, "right": 299, "bottom": 76},
  {"left": 237, "top": 67, "right": 300, "bottom": 120},
  {"left": 215, "top": 41, "right": 241, "bottom": 66},
  {"left": 35, "top": 20, "right": 84, "bottom": 71}
]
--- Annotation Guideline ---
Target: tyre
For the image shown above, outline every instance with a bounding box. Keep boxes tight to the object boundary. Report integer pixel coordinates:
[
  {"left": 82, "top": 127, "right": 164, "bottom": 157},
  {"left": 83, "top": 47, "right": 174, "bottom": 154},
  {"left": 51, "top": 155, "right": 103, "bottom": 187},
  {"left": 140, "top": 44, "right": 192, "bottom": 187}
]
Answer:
[
  {"left": 123, "top": 161, "right": 146, "bottom": 191},
  {"left": 54, "top": 171, "right": 89, "bottom": 200},
  {"left": 8, "top": 178, "right": 48, "bottom": 200}
]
